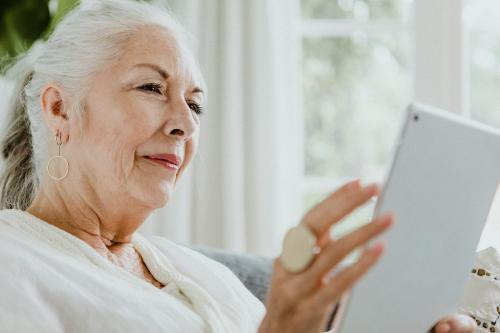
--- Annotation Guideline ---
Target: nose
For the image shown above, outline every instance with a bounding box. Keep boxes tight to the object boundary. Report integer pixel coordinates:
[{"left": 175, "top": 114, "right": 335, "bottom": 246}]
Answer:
[{"left": 163, "top": 98, "right": 198, "bottom": 140}]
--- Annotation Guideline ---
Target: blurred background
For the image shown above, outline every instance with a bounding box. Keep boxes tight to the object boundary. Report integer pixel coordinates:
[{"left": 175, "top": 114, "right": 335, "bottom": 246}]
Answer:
[{"left": 1, "top": 0, "right": 500, "bottom": 256}]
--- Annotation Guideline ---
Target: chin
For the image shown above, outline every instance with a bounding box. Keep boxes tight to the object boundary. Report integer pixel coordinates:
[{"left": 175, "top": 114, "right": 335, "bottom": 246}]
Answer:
[
  {"left": 141, "top": 184, "right": 174, "bottom": 209},
  {"left": 131, "top": 172, "right": 176, "bottom": 209}
]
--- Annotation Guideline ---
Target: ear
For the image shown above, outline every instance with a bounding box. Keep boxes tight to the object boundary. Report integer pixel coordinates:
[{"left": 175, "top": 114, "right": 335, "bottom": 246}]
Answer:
[{"left": 40, "top": 84, "right": 71, "bottom": 142}]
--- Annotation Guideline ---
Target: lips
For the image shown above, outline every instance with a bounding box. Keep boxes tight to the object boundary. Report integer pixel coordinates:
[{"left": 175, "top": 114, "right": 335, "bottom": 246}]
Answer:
[{"left": 144, "top": 154, "right": 181, "bottom": 171}]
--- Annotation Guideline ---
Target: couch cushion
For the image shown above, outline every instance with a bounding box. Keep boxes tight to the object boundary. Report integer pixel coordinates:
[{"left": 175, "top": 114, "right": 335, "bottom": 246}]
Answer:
[{"left": 190, "top": 245, "right": 273, "bottom": 304}]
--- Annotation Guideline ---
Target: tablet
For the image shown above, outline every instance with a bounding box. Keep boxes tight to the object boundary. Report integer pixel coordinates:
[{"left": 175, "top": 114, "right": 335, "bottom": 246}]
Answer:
[{"left": 335, "top": 103, "right": 500, "bottom": 333}]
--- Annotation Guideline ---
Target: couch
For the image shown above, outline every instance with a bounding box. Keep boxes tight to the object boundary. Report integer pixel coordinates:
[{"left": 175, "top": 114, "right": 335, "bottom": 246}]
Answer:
[{"left": 191, "top": 245, "right": 336, "bottom": 332}]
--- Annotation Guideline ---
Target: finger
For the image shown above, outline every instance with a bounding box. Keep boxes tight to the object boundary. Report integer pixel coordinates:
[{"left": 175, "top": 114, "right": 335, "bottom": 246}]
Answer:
[
  {"left": 311, "top": 241, "right": 385, "bottom": 309},
  {"left": 434, "top": 314, "right": 476, "bottom": 333},
  {"left": 302, "top": 180, "right": 380, "bottom": 241},
  {"left": 434, "top": 322, "right": 451, "bottom": 333},
  {"left": 298, "top": 214, "right": 393, "bottom": 291}
]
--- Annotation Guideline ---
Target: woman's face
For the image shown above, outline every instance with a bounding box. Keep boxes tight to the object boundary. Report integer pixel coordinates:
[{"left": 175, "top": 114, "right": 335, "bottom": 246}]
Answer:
[{"left": 64, "top": 26, "right": 204, "bottom": 212}]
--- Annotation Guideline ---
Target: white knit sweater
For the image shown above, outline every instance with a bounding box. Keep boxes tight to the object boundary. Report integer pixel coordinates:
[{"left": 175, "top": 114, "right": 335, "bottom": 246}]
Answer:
[{"left": 0, "top": 209, "right": 265, "bottom": 333}]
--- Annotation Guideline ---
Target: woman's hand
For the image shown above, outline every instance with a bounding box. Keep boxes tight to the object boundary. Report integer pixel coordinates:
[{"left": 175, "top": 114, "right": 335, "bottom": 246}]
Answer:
[
  {"left": 258, "top": 180, "right": 394, "bottom": 333},
  {"left": 433, "top": 314, "right": 476, "bottom": 333}
]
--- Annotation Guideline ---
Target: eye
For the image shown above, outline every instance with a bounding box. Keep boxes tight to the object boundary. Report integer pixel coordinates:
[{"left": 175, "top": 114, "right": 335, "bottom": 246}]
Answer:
[
  {"left": 138, "top": 83, "right": 164, "bottom": 95},
  {"left": 187, "top": 101, "right": 204, "bottom": 115}
]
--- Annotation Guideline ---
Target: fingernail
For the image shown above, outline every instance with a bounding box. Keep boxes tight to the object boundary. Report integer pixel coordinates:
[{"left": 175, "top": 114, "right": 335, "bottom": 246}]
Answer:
[
  {"left": 369, "top": 242, "right": 384, "bottom": 256},
  {"left": 437, "top": 323, "right": 450, "bottom": 333},
  {"left": 348, "top": 179, "right": 361, "bottom": 188},
  {"left": 375, "top": 215, "right": 393, "bottom": 227},
  {"left": 364, "top": 182, "right": 380, "bottom": 193}
]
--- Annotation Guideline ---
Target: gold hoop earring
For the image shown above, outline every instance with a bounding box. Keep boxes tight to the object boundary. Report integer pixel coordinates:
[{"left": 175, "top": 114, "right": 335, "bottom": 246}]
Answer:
[{"left": 46, "top": 130, "right": 69, "bottom": 181}]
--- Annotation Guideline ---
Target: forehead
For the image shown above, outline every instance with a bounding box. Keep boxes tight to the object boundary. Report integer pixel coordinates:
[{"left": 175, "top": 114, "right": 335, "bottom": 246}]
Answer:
[{"left": 118, "top": 25, "right": 202, "bottom": 86}]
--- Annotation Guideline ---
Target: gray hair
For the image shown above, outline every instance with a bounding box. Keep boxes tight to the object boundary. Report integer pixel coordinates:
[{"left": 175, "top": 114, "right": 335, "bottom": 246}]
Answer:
[{"left": 0, "top": 0, "right": 203, "bottom": 210}]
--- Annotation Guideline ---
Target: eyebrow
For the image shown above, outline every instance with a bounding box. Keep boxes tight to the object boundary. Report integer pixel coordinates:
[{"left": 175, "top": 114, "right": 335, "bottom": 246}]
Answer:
[
  {"left": 192, "top": 87, "right": 204, "bottom": 95},
  {"left": 134, "top": 63, "right": 169, "bottom": 80},
  {"left": 133, "top": 63, "right": 205, "bottom": 95}
]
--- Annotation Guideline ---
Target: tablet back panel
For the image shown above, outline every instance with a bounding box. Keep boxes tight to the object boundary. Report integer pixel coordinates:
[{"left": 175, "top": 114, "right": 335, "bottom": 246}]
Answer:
[{"left": 338, "top": 104, "right": 500, "bottom": 333}]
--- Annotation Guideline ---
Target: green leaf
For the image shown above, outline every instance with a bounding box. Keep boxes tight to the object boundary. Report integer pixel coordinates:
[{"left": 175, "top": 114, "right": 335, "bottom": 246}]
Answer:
[{"left": 0, "top": 0, "right": 50, "bottom": 58}]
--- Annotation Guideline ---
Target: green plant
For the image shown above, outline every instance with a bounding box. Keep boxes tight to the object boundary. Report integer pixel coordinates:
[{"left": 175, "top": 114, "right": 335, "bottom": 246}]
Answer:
[{"left": 0, "top": 0, "right": 79, "bottom": 60}]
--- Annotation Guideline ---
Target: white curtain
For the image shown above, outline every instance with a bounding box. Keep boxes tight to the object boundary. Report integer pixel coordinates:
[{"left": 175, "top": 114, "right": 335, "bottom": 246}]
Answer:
[{"left": 140, "top": 0, "right": 303, "bottom": 257}]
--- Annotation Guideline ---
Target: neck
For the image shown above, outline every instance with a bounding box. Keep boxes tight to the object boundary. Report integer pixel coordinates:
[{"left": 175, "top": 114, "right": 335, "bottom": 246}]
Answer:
[{"left": 26, "top": 177, "right": 151, "bottom": 257}]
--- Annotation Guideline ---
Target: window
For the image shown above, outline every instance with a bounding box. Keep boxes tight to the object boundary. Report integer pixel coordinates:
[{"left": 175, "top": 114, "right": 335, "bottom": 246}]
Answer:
[
  {"left": 464, "top": 0, "right": 500, "bottom": 127},
  {"left": 464, "top": 0, "right": 500, "bottom": 250},
  {"left": 299, "top": 0, "right": 414, "bottom": 236},
  {"left": 298, "top": 0, "right": 500, "bottom": 239}
]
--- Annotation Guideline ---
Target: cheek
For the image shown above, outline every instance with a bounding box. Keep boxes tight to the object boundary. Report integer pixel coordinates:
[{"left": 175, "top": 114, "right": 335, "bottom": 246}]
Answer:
[
  {"left": 81, "top": 110, "right": 159, "bottom": 181},
  {"left": 77, "top": 76, "right": 166, "bottom": 185},
  {"left": 102, "top": 121, "right": 151, "bottom": 169}
]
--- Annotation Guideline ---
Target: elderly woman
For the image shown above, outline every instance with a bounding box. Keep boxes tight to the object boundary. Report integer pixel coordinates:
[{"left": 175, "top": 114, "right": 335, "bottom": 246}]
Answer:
[{"left": 0, "top": 1, "right": 475, "bottom": 332}]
